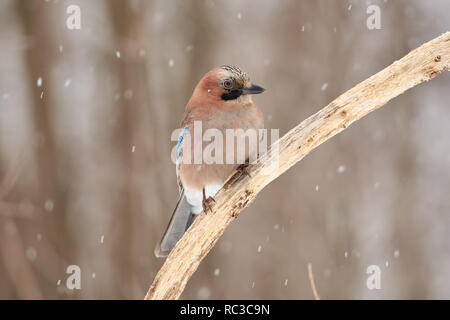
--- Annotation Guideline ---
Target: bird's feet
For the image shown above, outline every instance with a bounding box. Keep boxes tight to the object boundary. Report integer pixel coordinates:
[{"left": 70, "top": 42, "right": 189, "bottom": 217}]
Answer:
[
  {"left": 224, "top": 161, "right": 254, "bottom": 189},
  {"left": 202, "top": 196, "right": 216, "bottom": 214},
  {"left": 236, "top": 161, "right": 253, "bottom": 178},
  {"left": 202, "top": 187, "right": 216, "bottom": 214}
]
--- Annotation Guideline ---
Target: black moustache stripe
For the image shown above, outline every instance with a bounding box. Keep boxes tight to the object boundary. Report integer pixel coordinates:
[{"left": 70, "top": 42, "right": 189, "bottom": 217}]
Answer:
[{"left": 221, "top": 89, "right": 242, "bottom": 101}]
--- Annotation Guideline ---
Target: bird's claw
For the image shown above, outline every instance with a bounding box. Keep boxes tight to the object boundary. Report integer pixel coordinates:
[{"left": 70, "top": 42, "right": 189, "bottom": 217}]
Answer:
[
  {"left": 236, "top": 162, "right": 253, "bottom": 178},
  {"left": 224, "top": 162, "right": 254, "bottom": 189},
  {"left": 202, "top": 196, "right": 216, "bottom": 214}
]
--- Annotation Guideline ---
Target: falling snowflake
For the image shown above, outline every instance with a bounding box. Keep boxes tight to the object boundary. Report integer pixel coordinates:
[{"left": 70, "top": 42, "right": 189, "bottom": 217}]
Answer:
[
  {"left": 26, "top": 247, "right": 37, "bottom": 261},
  {"left": 214, "top": 268, "right": 220, "bottom": 276},
  {"left": 100, "top": 235, "right": 104, "bottom": 243},
  {"left": 124, "top": 89, "right": 133, "bottom": 100},
  {"left": 197, "top": 287, "right": 211, "bottom": 299},
  {"left": 237, "top": 12, "right": 242, "bottom": 20},
  {"left": 116, "top": 51, "right": 121, "bottom": 58},
  {"left": 394, "top": 249, "right": 400, "bottom": 257},
  {"left": 337, "top": 165, "right": 346, "bottom": 173},
  {"left": 64, "top": 79, "right": 72, "bottom": 88},
  {"left": 321, "top": 82, "right": 328, "bottom": 91},
  {"left": 37, "top": 77, "right": 42, "bottom": 87},
  {"left": 257, "top": 245, "right": 262, "bottom": 253},
  {"left": 315, "top": 185, "right": 319, "bottom": 191},
  {"left": 219, "top": 240, "right": 233, "bottom": 253},
  {"left": 45, "top": 199, "right": 54, "bottom": 212},
  {"left": 168, "top": 59, "right": 175, "bottom": 68}
]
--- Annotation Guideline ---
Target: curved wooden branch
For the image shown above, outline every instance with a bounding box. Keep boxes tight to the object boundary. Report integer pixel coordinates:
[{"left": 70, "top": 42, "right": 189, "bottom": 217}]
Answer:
[{"left": 145, "top": 32, "right": 450, "bottom": 300}]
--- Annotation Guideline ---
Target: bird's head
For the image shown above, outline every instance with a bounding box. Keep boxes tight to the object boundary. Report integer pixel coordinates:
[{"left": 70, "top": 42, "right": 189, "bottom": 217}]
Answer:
[{"left": 189, "top": 65, "right": 265, "bottom": 107}]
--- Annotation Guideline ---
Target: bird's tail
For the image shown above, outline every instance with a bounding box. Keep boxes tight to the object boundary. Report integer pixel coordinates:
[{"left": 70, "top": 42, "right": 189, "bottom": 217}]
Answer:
[{"left": 154, "top": 190, "right": 195, "bottom": 258}]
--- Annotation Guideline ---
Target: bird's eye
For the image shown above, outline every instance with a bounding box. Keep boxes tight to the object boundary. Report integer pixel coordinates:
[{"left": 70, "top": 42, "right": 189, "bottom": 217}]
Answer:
[{"left": 222, "top": 79, "right": 233, "bottom": 89}]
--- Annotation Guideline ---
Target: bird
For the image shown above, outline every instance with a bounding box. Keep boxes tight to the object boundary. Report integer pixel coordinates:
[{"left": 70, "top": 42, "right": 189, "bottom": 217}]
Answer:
[{"left": 155, "top": 65, "right": 265, "bottom": 258}]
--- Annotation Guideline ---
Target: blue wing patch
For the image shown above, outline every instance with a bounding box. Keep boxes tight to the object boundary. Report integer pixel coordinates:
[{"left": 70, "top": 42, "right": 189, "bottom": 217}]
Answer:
[{"left": 177, "top": 126, "right": 189, "bottom": 159}]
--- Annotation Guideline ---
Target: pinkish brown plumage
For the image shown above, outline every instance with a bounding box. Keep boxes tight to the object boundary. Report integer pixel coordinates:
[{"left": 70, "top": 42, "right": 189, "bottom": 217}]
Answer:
[{"left": 155, "top": 66, "right": 265, "bottom": 258}]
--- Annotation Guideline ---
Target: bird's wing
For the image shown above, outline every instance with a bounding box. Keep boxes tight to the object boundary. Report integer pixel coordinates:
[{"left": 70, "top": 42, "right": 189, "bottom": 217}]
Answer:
[
  {"left": 176, "top": 125, "right": 189, "bottom": 192},
  {"left": 154, "top": 189, "right": 194, "bottom": 258}
]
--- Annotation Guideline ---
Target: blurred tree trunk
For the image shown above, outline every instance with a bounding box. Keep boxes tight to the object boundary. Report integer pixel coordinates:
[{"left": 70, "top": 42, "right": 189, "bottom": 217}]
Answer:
[
  {"left": 267, "top": 0, "right": 361, "bottom": 299},
  {"left": 388, "top": 2, "right": 430, "bottom": 298},
  {"left": 16, "top": 0, "right": 57, "bottom": 202},
  {"left": 182, "top": 0, "right": 217, "bottom": 99},
  {"left": 0, "top": 154, "right": 42, "bottom": 299},
  {"left": 108, "top": 0, "right": 152, "bottom": 298},
  {"left": 12, "top": 0, "right": 72, "bottom": 299}
]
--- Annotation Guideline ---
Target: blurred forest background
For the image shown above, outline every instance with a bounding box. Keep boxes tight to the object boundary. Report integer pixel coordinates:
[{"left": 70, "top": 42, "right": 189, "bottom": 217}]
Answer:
[{"left": 0, "top": 0, "right": 450, "bottom": 299}]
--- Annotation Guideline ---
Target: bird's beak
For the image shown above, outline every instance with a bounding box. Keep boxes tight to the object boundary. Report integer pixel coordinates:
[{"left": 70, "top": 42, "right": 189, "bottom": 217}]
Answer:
[{"left": 241, "top": 84, "right": 265, "bottom": 95}]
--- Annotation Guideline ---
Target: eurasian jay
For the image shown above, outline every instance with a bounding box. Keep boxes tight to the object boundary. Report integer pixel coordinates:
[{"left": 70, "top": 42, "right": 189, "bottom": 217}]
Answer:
[{"left": 155, "top": 65, "right": 265, "bottom": 257}]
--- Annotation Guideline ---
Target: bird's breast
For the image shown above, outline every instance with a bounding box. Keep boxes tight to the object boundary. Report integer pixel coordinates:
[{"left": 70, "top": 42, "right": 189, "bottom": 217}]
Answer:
[{"left": 178, "top": 103, "right": 264, "bottom": 209}]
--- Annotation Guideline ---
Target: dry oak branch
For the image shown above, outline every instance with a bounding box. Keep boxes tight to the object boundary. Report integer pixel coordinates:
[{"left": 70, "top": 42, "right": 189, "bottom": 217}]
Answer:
[{"left": 145, "top": 32, "right": 450, "bottom": 300}]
